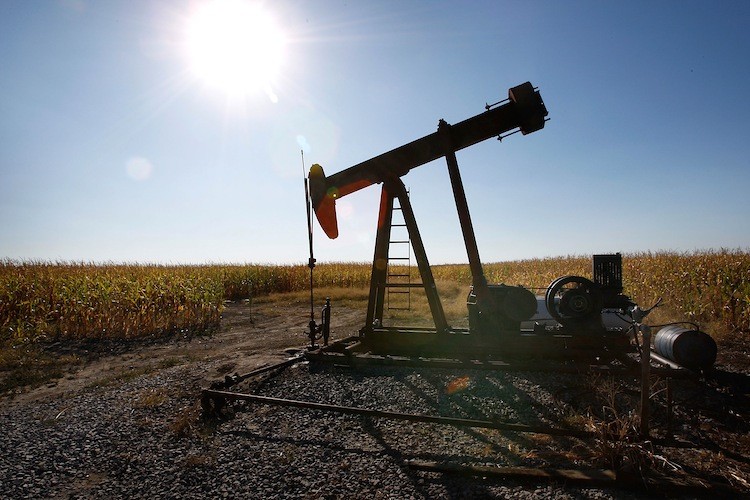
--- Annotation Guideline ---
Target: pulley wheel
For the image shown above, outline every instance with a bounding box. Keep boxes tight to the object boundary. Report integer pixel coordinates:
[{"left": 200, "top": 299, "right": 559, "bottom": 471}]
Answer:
[{"left": 545, "top": 275, "right": 602, "bottom": 325}]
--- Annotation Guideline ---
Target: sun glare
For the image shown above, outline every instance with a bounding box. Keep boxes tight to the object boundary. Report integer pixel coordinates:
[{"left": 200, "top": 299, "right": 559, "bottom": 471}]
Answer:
[{"left": 185, "top": 0, "right": 286, "bottom": 100}]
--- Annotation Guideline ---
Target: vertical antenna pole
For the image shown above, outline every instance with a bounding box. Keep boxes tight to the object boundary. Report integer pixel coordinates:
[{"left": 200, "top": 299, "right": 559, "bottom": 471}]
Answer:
[{"left": 302, "top": 150, "right": 316, "bottom": 343}]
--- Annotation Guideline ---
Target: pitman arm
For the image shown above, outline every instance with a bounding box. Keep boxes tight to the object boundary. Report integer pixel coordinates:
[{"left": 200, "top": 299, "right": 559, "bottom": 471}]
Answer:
[{"left": 309, "top": 82, "right": 547, "bottom": 239}]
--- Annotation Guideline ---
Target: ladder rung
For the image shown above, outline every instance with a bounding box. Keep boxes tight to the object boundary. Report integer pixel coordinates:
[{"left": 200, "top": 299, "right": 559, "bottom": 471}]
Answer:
[
  {"left": 387, "top": 257, "right": 410, "bottom": 261},
  {"left": 389, "top": 240, "right": 409, "bottom": 244},
  {"left": 391, "top": 224, "right": 407, "bottom": 227},
  {"left": 385, "top": 283, "right": 423, "bottom": 288},
  {"left": 388, "top": 273, "right": 411, "bottom": 277}
]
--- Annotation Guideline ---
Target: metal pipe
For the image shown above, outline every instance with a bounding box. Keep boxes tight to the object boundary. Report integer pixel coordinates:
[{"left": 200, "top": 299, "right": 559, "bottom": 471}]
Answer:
[
  {"left": 203, "top": 389, "right": 593, "bottom": 438},
  {"left": 226, "top": 356, "right": 304, "bottom": 388},
  {"left": 649, "top": 350, "right": 685, "bottom": 371}
]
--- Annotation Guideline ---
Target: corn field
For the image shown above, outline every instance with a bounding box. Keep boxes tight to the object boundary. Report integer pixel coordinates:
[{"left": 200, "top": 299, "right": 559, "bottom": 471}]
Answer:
[{"left": 1, "top": 250, "right": 748, "bottom": 344}]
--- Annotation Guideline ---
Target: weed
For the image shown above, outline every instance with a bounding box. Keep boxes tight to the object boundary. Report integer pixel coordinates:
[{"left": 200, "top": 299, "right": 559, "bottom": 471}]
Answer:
[
  {"left": 86, "top": 365, "right": 155, "bottom": 389},
  {"left": 170, "top": 402, "right": 210, "bottom": 439},
  {"left": 0, "top": 341, "right": 82, "bottom": 394},
  {"left": 157, "top": 357, "right": 183, "bottom": 369},
  {"left": 134, "top": 388, "right": 169, "bottom": 408},
  {"left": 574, "top": 375, "right": 674, "bottom": 481}
]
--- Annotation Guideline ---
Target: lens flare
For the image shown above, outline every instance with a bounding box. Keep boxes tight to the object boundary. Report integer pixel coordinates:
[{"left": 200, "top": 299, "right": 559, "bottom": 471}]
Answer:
[
  {"left": 185, "top": 0, "right": 286, "bottom": 99},
  {"left": 126, "top": 157, "right": 154, "bottom": 181},
  {"left": 445, "top": 376, "right": 471, "bottom": 395}
]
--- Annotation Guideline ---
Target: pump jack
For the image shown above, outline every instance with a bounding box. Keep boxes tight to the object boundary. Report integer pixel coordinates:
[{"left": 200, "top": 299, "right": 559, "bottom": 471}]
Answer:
[
  {"left": 305, "top": 82, "right": 706, "bottom": 363},
  {"left": 306, "top": 82, "right": 634, "bottom": 360},
  {"left": 201, "top": 82, "right": 718, "bottom": 444}
]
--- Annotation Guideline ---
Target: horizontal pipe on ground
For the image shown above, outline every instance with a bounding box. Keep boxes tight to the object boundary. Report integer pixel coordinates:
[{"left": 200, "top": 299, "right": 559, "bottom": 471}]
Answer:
[
  {"left": 205, "top": 357, "right": 307, "bottom": 394},
  {"left": 240, "top": 356, "right": 305, "bottom": 380},
  {"left": 616, "top": 353, "right": 697, "bottom": 379},
  {"left": 203, "top": 389, "right": 593, "bottom": 438},
  {"left": 649, "top": 350, "right": 689, "bottom": 372}
]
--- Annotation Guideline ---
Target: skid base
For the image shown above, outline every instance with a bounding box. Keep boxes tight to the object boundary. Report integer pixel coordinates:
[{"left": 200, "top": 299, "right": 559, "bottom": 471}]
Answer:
[{"left": 305, "top": 329, "right": 696, "bottom": 379}]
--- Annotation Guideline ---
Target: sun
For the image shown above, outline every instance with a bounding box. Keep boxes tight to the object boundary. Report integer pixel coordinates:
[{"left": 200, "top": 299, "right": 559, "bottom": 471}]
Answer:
[{"left": 185, "top": 0, "right": 286, "bottom": 100}]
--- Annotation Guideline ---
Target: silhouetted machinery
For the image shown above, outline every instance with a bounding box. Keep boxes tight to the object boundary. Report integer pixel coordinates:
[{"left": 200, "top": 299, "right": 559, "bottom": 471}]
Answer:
[
  {"left": 304, "top": 82, "right": 716, "bottom": 367},
  {"left": 200, "top": 82, "right": 719, "bottom": 445}
]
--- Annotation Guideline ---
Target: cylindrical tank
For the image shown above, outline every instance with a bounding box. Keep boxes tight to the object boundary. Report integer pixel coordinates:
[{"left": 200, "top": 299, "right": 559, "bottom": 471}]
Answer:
[{"left": 653, "top": 325, "right": 717, "bottom": 370}]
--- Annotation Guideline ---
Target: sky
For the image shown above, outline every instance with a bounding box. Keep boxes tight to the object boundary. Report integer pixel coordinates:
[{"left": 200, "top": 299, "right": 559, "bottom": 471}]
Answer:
[{"left": 1, "top": 0, "right": 749, "bottom": 265}]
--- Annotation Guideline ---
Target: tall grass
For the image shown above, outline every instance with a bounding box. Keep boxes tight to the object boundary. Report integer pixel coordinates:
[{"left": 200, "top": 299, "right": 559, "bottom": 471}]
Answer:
[
  {"left": 623, "top": 251, "right": 750, "bottom": 333},
  {"left": 1, "top": 250, "right": 748, "bottom": 344},
  {"left": 0, "top": 262, "right": 224, "bottom": 342},
  {"left": 436, "top": 250, "right": 750, "bottom": 333},
  {"left": 214, "top": 262, "right": 371, "bottom": 300},
  {"left": 0, "top": 261, "right": 371, "bottom": 343}
]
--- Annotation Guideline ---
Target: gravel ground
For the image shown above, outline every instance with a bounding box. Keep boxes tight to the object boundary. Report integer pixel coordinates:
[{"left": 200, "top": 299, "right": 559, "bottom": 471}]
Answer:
[{"left": 0, "top": 356, "right": 653, "bottom": 499}]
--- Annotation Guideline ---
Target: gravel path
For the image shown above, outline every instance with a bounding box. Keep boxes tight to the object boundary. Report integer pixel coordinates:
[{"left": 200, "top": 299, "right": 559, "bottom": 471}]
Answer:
[{"left": 1, "top": 356, "right": 647, "bottom": 499}]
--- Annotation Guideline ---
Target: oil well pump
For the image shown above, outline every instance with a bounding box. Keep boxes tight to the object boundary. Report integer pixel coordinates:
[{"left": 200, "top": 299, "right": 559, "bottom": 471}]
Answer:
[
  {"left": 304, "top": 81, "right": 717, "bottom": 366},
  {"left": 202, "top": 82, "right": 719, "bottom": 444}
]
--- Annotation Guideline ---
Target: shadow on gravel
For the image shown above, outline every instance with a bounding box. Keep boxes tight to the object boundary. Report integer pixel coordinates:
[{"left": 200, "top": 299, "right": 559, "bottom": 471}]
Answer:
[
  {"left": 221, "top": 418, "right": 533, "bottom": 499},
  {"left": 395, "top": 372, "right": 575, "bottom": 463},
  {"left": 358, "top": 414, "right": 503, "bottom": 500},
  {"left": 669, "top": 369, "right": 750, "bottom": 467},
  {"left": 220, "top": 423, "right": 509, "bottom": 467},
  {"left": 208, "top": 358, "right": 750, "bottom": 496}
]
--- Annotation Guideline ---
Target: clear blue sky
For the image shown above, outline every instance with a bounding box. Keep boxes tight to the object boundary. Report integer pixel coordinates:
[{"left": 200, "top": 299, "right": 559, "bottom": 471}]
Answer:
[{"left": 1, "top": 0, "right": 749, "bottom": 264}]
